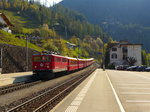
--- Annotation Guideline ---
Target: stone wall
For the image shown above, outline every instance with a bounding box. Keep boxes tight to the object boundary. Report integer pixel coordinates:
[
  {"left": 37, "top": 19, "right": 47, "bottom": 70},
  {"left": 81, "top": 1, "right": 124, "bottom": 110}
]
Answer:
[{"left": 0, "top": 44, "right": 39, "bottom": 73}]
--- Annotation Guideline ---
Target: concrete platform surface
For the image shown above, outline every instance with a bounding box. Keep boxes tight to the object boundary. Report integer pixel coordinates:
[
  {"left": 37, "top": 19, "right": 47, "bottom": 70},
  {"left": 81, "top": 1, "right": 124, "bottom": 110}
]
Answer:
[
  {"left": 0, "top": 72, "right": 33, "bottom": 86},
  {"left": 51, "top": 69, "right": 120, "bottom": 112}
]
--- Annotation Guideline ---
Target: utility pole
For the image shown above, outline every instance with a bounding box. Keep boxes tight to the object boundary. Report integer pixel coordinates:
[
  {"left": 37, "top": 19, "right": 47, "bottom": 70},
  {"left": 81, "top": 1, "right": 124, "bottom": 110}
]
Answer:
[
  {"left": 26, "top": 34, "right": 29, "bottom": 72},
  {"left": 77, "top": 38, "right": 80, "bottom": 58},
  {"left": 64, "top": 25, "right": 67, "bottom": 38},
  {"left": 0, "top": 48, "right": 2, "bottom": 74}
]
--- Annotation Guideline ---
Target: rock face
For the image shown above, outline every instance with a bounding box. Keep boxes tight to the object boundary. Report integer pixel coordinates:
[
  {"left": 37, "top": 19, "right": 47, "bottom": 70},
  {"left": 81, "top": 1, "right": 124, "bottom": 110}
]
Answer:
[{"left": 0, "top": 44, "right": 39, "bottom": 74}]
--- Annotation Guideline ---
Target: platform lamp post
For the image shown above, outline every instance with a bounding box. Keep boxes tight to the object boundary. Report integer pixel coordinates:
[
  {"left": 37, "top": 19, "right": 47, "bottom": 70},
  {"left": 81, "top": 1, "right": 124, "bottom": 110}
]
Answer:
[{"left": 102, "top": 34, "right": 105, "bottom": 71}]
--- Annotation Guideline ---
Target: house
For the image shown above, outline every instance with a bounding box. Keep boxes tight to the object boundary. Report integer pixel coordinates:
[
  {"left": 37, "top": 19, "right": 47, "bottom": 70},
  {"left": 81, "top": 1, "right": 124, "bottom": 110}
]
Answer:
[
  {"left": 0, "top": 13, "right": 13, "bottom": 33},
  {"left": 66, "top": 42, "right": 76, "bottom": 49},
  {"left": 109, "top": 40, "right": 142, "bottom": 66}
]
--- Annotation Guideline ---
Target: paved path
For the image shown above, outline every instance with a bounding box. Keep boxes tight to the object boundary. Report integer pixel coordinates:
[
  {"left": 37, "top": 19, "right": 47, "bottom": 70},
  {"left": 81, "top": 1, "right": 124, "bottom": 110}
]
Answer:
[
  {"left": 0, "top": 72, "right": 33, "bottom": 86},
  {"left": 107, "top": 70, "right": 150, "bottom": 112},
  {"left": 52, "top": 69, "right": 150, "bottom": 112},
  {"left": 51, "top": 69, "right": 120, "bottom": 112},
  {"left": 0, "top": 72, "right": 32, "bottom": 79}
]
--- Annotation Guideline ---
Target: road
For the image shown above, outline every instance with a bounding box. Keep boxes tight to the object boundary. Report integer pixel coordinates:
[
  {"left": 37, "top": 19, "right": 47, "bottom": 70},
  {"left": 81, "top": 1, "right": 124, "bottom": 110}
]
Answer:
[{"left": 107, "top": 70, "right": 150, "bottom": 112}]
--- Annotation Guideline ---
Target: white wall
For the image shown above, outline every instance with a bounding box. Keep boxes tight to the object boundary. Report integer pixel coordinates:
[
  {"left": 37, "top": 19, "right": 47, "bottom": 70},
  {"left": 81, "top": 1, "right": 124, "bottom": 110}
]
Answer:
[
  {"left": 0, "top": 17, "right": 12, "bottom": 33},
  {"left": 127, "top": 45, "right": 142, "bottom": 65},
  {"left": 110, "top": 45, "right": 123, "bottom": 65},
  {"left": 0, "top": 16, "right": 6, "bottom": 25}
]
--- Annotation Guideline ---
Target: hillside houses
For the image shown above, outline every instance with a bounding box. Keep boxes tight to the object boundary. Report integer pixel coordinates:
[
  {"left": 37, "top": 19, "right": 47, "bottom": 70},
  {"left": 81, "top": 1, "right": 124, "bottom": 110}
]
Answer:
[{"left": 0, "top": 13, "right": 13, "bottom": 33}]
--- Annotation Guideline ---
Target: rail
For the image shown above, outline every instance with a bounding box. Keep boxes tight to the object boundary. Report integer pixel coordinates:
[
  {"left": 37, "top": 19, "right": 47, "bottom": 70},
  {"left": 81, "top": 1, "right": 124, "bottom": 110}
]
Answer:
[{"left": 7, "top": 66, "right": 96, "bottom": 112}]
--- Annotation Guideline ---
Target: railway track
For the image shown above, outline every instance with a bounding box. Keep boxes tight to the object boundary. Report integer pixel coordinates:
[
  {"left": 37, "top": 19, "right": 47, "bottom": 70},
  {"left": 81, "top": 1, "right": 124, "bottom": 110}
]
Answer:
[
  {"left": 0, "top": 81, "right": 42, "bottom": 95},
  {"left": 7, "top": 67, "right": 96, "bottom": 112}
]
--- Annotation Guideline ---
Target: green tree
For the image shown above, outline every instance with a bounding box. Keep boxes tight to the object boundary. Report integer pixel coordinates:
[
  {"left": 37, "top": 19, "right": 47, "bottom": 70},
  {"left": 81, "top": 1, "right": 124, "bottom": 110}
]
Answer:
[
  {"left": 142, "top": 50, "right": 149, "bottom": 66},
  {"left": 126, "top": 57, "right": 137, "bottom": 66}
]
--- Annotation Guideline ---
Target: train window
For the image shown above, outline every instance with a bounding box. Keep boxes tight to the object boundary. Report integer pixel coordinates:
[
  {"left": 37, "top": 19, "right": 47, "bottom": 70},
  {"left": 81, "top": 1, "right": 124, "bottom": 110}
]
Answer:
[
  {"left": 42, "top": 56, "right": 47, "bottom": 61},
  {"left": 41, "top": 56, "right": 51, "bottom": 62},
  {"left": 70, "top": 60, "right": 72, "bottom": 64},
  {"left": 45, "top": 56, "right": 51, "bottom": 61},
  {"left": 70, "top": 60, "right": 77, "bottom": 64},
  {"left": 56, "top": 58, "right": 61, "bottom": 62},
  {"left": 62, "top": 58, "right": 67, "bottom": 62},
  {"left": 34, "top": 56, "right": 51, "bottom": 62},
  {"left": 55, "top": 58, "right": 57, "bottom": 62},
  {"left": 33, "top": 56, "right": 41, "bottom": 62}
]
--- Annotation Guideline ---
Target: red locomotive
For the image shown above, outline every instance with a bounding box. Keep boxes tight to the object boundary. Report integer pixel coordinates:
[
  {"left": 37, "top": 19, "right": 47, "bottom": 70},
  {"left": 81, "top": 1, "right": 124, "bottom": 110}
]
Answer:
[{"left": 32, "top": 51, "right": 94, "bottom": 79}]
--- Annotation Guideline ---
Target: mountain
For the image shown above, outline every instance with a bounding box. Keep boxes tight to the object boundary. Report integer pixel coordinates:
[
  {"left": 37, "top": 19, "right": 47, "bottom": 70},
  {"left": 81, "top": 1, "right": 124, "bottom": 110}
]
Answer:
[
  {"left": 61, "top": 0, "right": 150, "bottom": 25},
  {"left": 61, "top": 0, "right": 150, "bottom": 51}
]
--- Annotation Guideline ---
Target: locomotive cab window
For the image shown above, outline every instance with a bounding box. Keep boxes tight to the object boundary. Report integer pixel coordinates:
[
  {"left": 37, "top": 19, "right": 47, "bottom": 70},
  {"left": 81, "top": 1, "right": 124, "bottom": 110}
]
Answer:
[
  {"left": 33, "top": 56, "right": 41, "bottom": 62},
  {"left": 33, "top": 56, "right": 51, "bottom": 62},
  {"left": 42, "top": 56, "right": 51, "bottom": 62}
]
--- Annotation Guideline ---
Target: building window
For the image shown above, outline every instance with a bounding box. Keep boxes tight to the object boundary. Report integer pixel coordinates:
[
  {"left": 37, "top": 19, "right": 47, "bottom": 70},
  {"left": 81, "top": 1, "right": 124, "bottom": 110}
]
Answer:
[
  {"left": 112, "top": 48, "right": 117, "bottom": 51},
  {"left": 122, "top": 47, "right": 128, "bottom": 53},
  {"left": 111, "top": 53, "right": 117, "bottom": 59},
  {"left": 123, "top": 55, "right": 127, "bottom": 60}
]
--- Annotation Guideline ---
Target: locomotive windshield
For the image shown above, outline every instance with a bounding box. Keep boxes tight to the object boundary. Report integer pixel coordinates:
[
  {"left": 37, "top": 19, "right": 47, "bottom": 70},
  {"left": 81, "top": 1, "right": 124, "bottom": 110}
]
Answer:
[{"left": 33, "top": 56, "right": 51, "bottom": 62}]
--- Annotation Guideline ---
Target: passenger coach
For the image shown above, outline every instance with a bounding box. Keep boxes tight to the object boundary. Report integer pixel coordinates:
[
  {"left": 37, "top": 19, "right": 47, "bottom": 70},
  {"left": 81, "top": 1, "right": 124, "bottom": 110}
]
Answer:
[{"left": 67, "top": 57, "right": 78, "bottom": 71}]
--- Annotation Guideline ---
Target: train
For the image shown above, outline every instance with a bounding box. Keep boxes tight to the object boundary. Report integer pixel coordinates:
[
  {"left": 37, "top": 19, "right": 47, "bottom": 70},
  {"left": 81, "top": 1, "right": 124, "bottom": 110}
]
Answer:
[{"left": 32, "top": 51, "right": 95, "bottom": 79}]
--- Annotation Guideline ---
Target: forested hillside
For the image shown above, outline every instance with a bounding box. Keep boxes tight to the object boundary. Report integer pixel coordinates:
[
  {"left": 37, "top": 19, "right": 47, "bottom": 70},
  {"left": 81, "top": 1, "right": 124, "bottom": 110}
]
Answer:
[
  {"left": 0, "top": 0, "right": 103, "bottom": 37},
  {"left": 61, "top": 0, "right": 150, "bottom": 51},
  {"left": 0, "top": 0, "right": 106, "bottom": 61}
]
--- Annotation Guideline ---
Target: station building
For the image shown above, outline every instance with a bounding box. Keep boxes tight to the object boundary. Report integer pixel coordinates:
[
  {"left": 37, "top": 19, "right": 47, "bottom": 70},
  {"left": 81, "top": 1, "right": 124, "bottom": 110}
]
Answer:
[{"left": 109, "top": 40, "right": 142, "bottom": 66}]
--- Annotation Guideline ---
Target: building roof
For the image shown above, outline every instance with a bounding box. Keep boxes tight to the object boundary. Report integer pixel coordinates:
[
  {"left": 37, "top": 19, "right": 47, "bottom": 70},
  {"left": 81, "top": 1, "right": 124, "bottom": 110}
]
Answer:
[
  {"left": 0, "top": 13, "right": 13, "bottom": 26},
  {"left": 109, "top": 41, "right": 142, "bottom": 48}
]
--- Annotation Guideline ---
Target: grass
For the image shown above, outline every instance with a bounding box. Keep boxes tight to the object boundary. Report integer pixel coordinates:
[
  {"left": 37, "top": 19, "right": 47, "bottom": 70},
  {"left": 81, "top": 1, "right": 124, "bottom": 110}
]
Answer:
[
  {"left": 0, "top": 30, "right": 44, "bottom": 52},
  {"left": 0, "top": 10, "right": 39, "bottom": 30},
  {"left": 0, "top": 10, "right": 43, "bottom": 52}
]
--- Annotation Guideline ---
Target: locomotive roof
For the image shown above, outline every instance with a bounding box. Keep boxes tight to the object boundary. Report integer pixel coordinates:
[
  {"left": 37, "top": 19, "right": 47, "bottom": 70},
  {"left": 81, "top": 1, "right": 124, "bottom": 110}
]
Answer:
[
  {"left": 67, "top": 57, "right": 78, "bottom": 60},
  {"left": 33, "top": 54, "right": 67, "bottom": 58},
  {"left": 78, "top": 58, "right": 94, "bottom": 61},
  {"left": 33, "top": 54, "right": 94, "bottom": 60}
]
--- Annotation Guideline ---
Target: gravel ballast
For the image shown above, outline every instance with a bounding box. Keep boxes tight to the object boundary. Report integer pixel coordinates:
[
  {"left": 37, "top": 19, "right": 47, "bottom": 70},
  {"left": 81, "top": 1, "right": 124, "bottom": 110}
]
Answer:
[{"left": 0, "top": 65, "right": 94, "bottom": 111}]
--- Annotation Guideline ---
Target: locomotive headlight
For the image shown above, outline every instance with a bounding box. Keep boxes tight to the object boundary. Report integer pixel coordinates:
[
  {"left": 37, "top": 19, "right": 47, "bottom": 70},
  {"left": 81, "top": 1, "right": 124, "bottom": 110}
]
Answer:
[
  {"left": 34, "top": 66, "right": 37, "bottom": 68},
  {"left": 47, "top": 66, "right": 49, "bottom": 68}
]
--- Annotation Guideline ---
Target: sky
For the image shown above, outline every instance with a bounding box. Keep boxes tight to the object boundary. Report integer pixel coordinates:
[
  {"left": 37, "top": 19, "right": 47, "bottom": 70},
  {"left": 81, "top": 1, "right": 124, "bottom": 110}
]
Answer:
[{"left": 40, "top": 0, "right": 63, "bottom": 6}]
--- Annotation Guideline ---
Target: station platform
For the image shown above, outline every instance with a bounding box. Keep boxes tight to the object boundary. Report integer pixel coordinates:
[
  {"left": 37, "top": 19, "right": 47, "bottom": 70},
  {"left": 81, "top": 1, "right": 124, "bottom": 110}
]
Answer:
[
  {"left": 0, "top": 72, "right": 33, "bottom": 86},
  {"left": 51, "top": 69, "right": 120, "bottom": 112}
]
